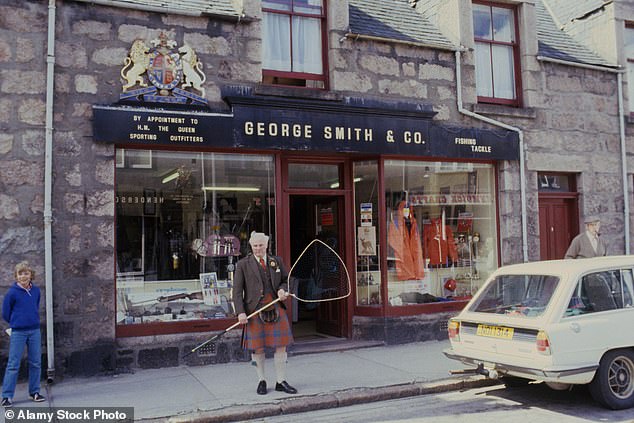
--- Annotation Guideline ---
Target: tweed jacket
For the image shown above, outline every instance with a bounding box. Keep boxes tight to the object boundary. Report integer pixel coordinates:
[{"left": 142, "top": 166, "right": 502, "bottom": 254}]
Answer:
[
  {"left": 232, "top": 253, "right": 289, "bottom": 315},
  {"left": 564, "top": 232, "right": 607, "bottom": 259}
]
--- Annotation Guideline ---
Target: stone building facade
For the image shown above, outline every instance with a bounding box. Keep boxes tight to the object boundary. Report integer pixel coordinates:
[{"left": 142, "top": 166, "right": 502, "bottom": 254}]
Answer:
[{"left": 0, "top": 0, "right": 631, "bottom": 378}]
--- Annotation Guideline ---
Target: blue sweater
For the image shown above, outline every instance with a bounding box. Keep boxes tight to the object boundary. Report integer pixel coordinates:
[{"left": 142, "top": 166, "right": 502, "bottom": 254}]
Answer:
[{"left": 2, "top": 282, "right": 41, "bottom": 330}]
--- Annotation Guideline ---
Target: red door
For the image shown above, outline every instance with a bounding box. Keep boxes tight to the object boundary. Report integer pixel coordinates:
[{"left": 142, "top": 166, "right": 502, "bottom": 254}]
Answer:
[{"left": 539, "top": 196, "right": 578, "bottom": 260}]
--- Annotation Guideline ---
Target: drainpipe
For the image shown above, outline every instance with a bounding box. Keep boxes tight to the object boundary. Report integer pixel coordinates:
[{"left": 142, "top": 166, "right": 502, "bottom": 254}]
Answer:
[
  {"left": 618, "top": 72, "right": 630, "bottom": 254},
  {"left": 44, "top": 0, "right": 56, "bottom": 383},
  {"left": 454, "top": 50, "right": 529, "bottom": 262}
]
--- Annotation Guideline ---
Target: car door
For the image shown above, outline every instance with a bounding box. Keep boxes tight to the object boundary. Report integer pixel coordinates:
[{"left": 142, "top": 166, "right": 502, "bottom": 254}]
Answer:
[{"left": 547, "top": 269, "right": 634, "bottom": 372}]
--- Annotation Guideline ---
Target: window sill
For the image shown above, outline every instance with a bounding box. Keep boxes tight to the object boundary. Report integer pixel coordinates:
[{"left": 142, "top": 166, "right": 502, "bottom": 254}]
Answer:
[
  {"left": 254, "top": 84, "right": 341, "bottom": 101},
  {"left": 473, "top": 103, "right": 537, "bottom": 120}
]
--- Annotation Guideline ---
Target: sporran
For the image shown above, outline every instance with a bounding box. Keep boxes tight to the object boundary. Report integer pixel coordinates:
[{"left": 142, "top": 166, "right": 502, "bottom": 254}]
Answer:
[{"left": 258, "top": 306, "right": 279, "bottom": 323}]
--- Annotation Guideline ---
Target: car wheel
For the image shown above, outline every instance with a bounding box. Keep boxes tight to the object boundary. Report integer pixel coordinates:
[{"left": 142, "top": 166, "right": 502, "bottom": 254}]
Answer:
[
  {"left": 501, "top": 376, "right": 531, "bottom": 388},
  {"left": 589, "top": 349, "right": 634, "bottom": 410}
]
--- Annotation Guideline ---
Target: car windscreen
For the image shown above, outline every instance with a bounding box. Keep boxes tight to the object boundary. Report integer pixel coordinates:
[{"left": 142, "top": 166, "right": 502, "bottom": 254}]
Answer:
[{"left": 468, "top": 274, "right": 560, "bottom": 317}]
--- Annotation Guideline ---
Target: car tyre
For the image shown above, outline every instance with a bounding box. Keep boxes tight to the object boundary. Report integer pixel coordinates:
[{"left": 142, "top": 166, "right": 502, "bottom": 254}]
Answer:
[
  {"left": 501, "top": 376, "right": 531, "bottom": 388},
  {"left": 589, "top": 349, "right": 634, "bottom": 410}
]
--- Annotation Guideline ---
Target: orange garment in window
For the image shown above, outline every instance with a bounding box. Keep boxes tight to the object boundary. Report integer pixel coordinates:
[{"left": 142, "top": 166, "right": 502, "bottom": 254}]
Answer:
[
  {"left": 387, "top": 202, "right": 425, "bottom": 280},
  {"left": 424, "top": 217, "right": 458, "bottom": 266}
]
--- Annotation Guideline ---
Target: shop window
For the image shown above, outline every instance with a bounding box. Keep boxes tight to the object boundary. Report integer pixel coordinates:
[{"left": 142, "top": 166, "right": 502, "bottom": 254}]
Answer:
[
  {"left": 384, "top": 160, "right": 498, "bottom": 306},
  {"left": 262, "top": 0, "right": 327, "bottom": 89},
  {"left": 625, "top": 24, "right": 634, "bottom": 115},
  {"left": 116, "top": 149, "right": 152, "bottom": 169},
  {"left": 115, "top": 149, "right": 276, "bottom": 331},
  {"left": 354, "top": 161, "right": 381, "bottom": 306},
  {"left": 288, "top": 163, "right": 340, "bottom": 189},
  {"left": 473, "top": 1, "right": 521, "bottom": 106},
  {"left": 116, "top": 149, "right": 125, "bottom": 168}
]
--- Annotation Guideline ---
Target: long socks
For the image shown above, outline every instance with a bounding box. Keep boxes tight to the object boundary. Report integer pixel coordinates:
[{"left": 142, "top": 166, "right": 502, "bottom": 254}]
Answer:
[
  {"left": 251, "top": 352, "right": 265, "bottom": 381},
  {"left": 274, "top": 348, "right": 287, "bottom": 383}
]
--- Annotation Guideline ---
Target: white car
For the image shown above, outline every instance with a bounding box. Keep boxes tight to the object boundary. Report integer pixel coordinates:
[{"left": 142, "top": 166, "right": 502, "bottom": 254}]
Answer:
[{"left": 444, "top": 255, "right": 634, "bottom": 409}]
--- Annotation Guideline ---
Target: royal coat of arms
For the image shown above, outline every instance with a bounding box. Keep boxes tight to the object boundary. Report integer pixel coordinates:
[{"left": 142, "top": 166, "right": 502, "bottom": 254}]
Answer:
[{"left": 120, "top": 33, "right": 207, "bottom": 106}]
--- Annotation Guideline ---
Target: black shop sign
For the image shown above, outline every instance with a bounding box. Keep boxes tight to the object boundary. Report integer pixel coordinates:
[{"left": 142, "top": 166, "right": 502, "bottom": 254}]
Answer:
[{"left": 93, "top": 95, "right": 519, "bottom": 160}]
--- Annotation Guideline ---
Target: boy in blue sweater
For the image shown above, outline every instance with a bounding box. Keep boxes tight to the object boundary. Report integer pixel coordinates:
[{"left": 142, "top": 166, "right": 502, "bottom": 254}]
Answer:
[{"left": 1, "top": 261, "right": 45, "bottom": 407}]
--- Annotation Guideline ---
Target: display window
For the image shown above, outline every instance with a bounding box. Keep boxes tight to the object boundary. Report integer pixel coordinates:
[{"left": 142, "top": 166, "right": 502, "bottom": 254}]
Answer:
[
  {"left": 115, "top": 149, "right": 276, "bottom": 329},
  {"left": 383, "top": 160, "right": 498, "bottom": 305},
  {"left": 353, "top": 161, "right": 381, "bottom": 306}
]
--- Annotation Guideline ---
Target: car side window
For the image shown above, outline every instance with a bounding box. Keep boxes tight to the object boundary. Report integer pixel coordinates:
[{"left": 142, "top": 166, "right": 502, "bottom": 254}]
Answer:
[
  {"left": 621, "top": 269, "right": 634, "bottom": 307},
  {"left": 566, "top": 270, "right": 628, "bottom": 316}
]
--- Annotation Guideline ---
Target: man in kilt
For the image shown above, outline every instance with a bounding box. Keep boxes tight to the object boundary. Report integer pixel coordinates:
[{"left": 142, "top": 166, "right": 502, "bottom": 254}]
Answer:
[{"left": 233, "top": 231, "right": 297, "bottom": 395}]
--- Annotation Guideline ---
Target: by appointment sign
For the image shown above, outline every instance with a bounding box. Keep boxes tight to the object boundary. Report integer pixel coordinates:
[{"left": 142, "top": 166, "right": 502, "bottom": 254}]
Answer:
[{"left": 93, "top": 98, "right": 519, "bottom": 160}]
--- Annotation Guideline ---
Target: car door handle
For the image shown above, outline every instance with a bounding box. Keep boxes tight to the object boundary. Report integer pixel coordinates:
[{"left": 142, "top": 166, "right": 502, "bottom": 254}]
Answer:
[{"left": 569, "top": 322, "right": 580, "bottom": 333}]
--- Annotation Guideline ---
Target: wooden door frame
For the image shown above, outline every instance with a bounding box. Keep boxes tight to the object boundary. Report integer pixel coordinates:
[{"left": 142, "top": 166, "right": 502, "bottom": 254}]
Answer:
[{"left": 277, "top": 154, "right": 354, "bottom": 338}]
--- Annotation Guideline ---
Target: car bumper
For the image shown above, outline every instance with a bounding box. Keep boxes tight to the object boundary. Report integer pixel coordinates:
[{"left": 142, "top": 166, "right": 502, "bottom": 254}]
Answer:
[{"left": 443, "top": 348, "right": 598, "bottom": 384}]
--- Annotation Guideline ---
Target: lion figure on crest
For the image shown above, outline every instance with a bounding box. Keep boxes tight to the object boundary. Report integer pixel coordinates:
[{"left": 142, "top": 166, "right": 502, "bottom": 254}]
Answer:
[
  {"left": 178, "top": 44, "right": 206, "bottom": 96},
  {"left": 121, "top": 40, "right": 150, "bottom": 91}
]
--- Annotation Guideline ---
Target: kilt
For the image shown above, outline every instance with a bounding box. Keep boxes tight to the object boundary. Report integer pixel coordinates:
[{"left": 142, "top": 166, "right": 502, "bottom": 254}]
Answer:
[{"left": 242, "top": 294, "right": 293, "bottom": 351}]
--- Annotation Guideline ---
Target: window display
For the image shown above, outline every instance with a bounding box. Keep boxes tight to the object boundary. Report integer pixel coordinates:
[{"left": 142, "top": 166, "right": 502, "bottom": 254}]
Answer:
[
  {"left": 383, "top": 160, "right": 498, "bottom": 306},
  {"left": 115, "top": 150, "right": 276, "bottom": 327},
  {"left": 353, "top": 161, "right": 381, "bottom": 306}
]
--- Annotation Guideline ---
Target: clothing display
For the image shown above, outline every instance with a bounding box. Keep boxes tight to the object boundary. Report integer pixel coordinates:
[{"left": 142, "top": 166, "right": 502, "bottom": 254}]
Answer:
[
  {"left": 387, "top": 201, "right": 425, "bottom": 280},
  {"left": 423, "top": 217, "right": 458, "bottom": 266}
]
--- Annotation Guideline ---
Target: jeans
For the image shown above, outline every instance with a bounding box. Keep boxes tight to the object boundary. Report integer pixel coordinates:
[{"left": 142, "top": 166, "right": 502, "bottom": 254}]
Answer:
[{"left": 2, "top": 328, "right": 41, "bottom": 398}]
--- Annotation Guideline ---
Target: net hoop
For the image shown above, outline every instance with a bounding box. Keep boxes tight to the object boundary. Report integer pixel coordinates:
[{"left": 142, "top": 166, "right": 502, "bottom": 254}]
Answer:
[{"left": 287, "top": 238, "right": 351, "bottom": 303}]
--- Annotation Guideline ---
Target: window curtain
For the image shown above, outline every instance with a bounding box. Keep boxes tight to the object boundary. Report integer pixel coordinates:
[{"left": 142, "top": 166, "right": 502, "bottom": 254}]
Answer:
[
  {"left": 475, "top": 43, "right": 514, "bottom": 99},
  {"left": 263, "top": 12, "right": 291, "bottom": 71},
  {"left": 492, "top": 45, "right": 515, "bottom": 99},
  {"left": 475, "top": 42, "right": 493, "bottom": 98},
  {"left": 292, "top": 16, "right": 322, "bottom": 74}
]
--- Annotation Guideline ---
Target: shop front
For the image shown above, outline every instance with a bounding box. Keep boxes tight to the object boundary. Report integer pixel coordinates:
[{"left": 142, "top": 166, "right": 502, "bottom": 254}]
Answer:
[{"left": 95, "top": 91, "right": 518, "bottom": 354}]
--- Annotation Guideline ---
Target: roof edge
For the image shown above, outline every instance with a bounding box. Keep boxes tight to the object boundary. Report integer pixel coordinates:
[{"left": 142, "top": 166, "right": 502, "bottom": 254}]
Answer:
[
  {"left": 343, "top": 31, "right": 460, "bottom": 52},
  {"left": 537, "top": 55, "right": 622, "bottom": 73},
  {"left": 70, "top": 0, "right": 248, "bottom": 21}
]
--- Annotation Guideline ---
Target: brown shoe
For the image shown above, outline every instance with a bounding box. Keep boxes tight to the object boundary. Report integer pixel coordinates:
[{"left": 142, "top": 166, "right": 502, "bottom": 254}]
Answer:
[
  {"left": 275, "top": 381, "right": 297, "bottom": 394},
  {"left": 257, "top": 380, "right": 267, "bottom": 395}
]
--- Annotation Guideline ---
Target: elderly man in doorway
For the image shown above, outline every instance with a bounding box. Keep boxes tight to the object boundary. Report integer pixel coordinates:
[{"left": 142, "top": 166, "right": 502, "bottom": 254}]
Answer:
[{"left": 564, "top": 215, "right": 607, "bottom": 259}]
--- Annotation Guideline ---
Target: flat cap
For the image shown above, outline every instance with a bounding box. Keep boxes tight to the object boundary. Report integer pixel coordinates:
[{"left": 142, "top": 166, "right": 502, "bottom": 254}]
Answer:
[
  {"left": 584, "top": 215, "right": 601, "bottom": 224},
  {"left": 249, "top": 231, "right": 269, "bottom": 244}
]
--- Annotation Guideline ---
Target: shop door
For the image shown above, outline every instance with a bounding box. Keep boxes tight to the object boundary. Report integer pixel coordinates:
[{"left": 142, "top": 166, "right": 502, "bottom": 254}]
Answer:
[
  {"left": 289, "top": 195, "right": 345, "bottom": 338},
  {"left": 539, "top": 197, "right": 577, "bottom": 260}
]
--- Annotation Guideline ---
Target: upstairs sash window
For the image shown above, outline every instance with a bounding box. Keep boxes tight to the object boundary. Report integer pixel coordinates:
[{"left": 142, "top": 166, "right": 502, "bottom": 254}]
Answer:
[
  {"left": 473, "top": 2, "right": 521, "bottom": 106},
  {"left": 262, "top": 0, "right": 326, "bottom": 88}
]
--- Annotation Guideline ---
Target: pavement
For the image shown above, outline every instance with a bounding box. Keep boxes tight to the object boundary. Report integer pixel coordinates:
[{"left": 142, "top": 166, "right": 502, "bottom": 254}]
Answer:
[{"left": 7, "top": 340, "right": 498, "bottom": 422}]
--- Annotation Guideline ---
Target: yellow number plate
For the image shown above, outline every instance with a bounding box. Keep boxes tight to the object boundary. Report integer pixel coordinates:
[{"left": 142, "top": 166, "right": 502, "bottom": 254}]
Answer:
[{"left": 476, "top": 324, "right": 514, "bottom": 339}]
